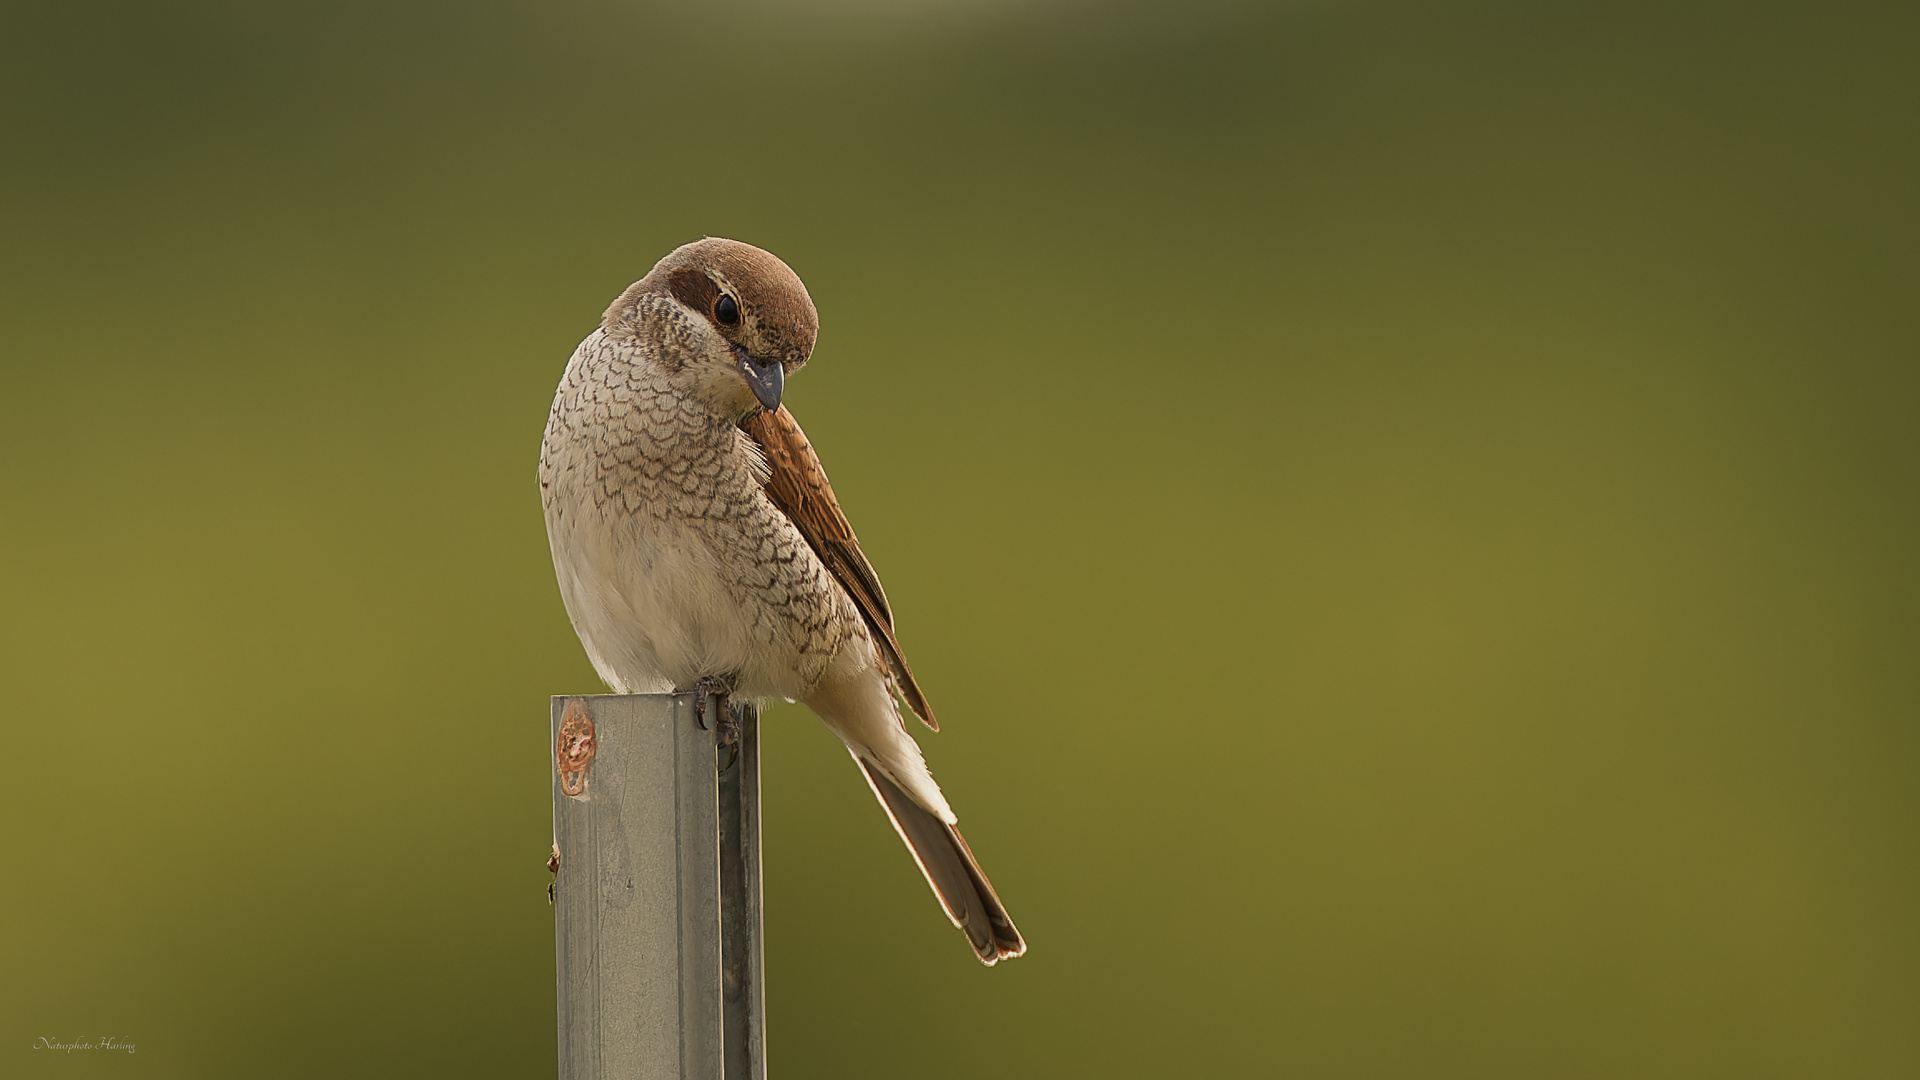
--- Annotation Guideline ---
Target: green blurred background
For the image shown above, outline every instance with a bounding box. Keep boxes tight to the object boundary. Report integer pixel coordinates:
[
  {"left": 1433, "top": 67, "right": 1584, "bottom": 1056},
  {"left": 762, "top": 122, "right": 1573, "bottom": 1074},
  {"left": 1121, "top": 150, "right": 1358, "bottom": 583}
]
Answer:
[{"left": 3, "top": 0, "right": 1916, "bottom": 1075}]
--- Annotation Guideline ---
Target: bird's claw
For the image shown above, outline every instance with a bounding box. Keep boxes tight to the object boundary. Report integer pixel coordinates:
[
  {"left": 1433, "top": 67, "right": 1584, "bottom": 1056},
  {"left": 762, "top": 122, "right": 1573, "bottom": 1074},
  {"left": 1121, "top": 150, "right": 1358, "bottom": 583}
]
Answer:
[
  {"left": 692, "top": 676, "right": 741, "bottom": 772},
  {"left": 692, "top": 676, "right": 730, "bottom": 730}
]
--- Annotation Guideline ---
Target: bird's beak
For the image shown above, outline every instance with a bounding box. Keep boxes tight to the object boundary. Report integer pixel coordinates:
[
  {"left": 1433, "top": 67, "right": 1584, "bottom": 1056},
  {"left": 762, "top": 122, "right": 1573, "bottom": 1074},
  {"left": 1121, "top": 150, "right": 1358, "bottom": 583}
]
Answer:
[{"left": 739, "top": 352, "right": 784, "bottom": 412}]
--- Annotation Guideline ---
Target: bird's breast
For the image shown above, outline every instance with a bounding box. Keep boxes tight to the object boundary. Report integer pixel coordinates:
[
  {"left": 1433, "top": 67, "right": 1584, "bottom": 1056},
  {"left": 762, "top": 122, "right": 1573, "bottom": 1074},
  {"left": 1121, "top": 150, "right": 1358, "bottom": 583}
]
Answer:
[{"left": 542, "top": 396, "right": 857, "bottom": 699}]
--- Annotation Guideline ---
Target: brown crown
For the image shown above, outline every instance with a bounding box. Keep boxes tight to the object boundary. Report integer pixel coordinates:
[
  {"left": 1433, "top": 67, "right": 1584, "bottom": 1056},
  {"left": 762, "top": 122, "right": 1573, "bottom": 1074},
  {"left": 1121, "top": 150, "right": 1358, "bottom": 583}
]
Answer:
[{"left": 645, "top": 238, "right": 819, "bottom": 368}]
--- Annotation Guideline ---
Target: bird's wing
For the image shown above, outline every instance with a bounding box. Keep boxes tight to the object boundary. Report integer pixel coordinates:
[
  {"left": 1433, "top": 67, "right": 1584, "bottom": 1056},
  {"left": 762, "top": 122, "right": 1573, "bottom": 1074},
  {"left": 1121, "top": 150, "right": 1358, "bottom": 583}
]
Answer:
[{"left": 741, "top": 405, "right": 939, "bottom": 730}]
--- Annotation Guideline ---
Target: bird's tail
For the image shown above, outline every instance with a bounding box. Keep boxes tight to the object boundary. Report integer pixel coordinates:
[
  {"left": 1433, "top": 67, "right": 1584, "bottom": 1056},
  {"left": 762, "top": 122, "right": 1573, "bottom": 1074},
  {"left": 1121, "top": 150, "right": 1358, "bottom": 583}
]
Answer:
[{"left": 853, "top": 753, "right": 1026, "bottom": 965}]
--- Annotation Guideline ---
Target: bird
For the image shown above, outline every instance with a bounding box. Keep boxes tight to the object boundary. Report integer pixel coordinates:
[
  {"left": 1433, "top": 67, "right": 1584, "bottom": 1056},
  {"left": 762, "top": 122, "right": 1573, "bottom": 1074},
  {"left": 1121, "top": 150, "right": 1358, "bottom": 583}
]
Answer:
[{"left": 538, "top": 237, "right": 1025, "bottom": 965}]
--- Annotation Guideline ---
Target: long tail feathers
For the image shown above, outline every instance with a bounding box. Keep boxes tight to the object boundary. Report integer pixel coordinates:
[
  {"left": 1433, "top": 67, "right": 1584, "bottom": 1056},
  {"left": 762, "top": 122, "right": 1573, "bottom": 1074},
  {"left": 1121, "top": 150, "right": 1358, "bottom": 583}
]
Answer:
[{"left": 853, "top": 754, "right": 1026, "bottom": 965}]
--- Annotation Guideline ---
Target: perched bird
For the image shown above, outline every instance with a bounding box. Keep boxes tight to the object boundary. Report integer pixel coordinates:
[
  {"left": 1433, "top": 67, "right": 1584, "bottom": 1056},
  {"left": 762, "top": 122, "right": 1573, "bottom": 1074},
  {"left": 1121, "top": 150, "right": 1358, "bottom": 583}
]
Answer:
[{"left": 538, "top": 238, "right": 1025, "bottom": 964}]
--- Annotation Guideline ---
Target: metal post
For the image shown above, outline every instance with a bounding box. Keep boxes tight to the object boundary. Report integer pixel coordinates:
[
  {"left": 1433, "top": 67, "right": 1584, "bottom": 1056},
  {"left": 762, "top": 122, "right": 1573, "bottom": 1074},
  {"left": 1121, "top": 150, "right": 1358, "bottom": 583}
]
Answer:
[
  {"left": 717, "top": 705, "right": 767, "bottom": 1080},
  {"left": 551, "top": 693, "right": 766, "bottom": 1080}
]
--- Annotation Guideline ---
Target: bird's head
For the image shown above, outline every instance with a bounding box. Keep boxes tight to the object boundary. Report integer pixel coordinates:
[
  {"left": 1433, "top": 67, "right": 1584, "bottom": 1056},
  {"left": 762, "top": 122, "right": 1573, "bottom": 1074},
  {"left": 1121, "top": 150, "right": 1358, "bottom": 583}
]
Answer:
[{"left": 605, "top": 238, "right": 819, "bottom": 419}]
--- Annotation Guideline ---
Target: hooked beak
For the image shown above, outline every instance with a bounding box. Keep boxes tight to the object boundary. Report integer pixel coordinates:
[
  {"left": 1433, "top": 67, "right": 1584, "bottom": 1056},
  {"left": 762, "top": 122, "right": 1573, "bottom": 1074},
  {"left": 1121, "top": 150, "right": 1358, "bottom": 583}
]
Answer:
[{"left": 738, "top": 350, "right": 784, "bottom": 412}]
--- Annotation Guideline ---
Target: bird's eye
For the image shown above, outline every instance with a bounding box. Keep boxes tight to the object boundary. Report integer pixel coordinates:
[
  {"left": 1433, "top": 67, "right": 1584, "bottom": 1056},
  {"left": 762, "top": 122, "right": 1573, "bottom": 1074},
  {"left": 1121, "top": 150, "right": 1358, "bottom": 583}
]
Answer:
[{"left": 714, "top": 294, "right": 741, "bottom": 326}]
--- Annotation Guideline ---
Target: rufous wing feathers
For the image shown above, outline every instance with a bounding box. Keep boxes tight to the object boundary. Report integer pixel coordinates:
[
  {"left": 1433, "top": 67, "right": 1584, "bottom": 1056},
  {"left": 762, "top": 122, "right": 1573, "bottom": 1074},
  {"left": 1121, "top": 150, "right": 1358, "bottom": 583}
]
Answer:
[{"left": 741, "top": 405, "right": 939, "bottom": 730}]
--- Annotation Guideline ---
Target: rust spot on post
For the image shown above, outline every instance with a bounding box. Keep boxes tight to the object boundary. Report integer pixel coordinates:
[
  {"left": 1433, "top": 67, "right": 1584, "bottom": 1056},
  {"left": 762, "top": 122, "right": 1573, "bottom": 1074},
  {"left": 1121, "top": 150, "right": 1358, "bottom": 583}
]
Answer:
[{"left": 557, "top": 700, "right": 596, "bottom": 796}]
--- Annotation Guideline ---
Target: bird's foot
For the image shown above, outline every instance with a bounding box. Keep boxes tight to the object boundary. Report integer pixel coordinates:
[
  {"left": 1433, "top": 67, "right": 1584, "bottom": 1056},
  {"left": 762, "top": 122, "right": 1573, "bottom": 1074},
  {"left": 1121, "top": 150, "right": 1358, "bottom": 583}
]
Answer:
[
  {"left": 691, "top": 675, "right": 732, "bottom": 730},
  {"left": 691, "top": 676, "right": 741, "bottom": 771}
]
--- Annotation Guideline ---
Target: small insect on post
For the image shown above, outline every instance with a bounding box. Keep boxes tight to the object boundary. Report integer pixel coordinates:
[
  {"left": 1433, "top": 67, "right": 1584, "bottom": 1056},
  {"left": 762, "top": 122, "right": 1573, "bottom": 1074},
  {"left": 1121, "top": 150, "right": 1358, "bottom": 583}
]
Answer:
[{"left": 551, "top": 693, "right": 766, "bottom": 1080}]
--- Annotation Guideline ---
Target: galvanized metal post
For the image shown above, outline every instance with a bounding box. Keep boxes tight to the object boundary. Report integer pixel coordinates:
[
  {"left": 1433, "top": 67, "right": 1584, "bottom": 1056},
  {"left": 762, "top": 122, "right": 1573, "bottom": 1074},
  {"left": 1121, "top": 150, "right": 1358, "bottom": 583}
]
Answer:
[
  {"left": 551, "top": 693, "right": 766, "bottom": 1080},
  {"left": 717, "top": 704, "right": 767, "bottom": 1080}
]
